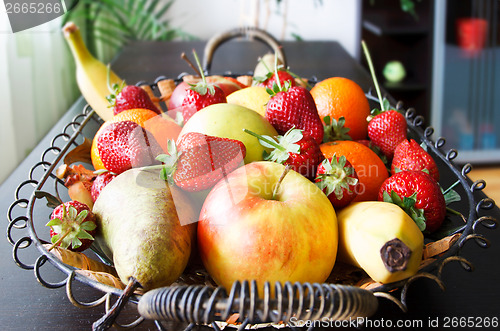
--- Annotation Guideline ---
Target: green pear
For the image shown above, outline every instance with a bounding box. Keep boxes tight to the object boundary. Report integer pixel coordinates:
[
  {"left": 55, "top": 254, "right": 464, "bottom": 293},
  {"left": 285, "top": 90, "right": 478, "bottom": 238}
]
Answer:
[
  {"left": 179, "top": 103, "right": 278, "bottom": 164},
  {"left": 92, "top": 168, "right": 197, "bottom": 291}
]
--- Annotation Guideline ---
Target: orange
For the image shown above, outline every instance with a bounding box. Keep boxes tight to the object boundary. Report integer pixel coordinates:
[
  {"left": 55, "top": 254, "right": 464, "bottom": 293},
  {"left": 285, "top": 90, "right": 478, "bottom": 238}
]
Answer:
[
  {"left": 91, "top": 108, "right": 181, "bottom": 171},
  {"left": 320, "top": 140, "right": 388, "bottom": 202},
  {"left": 310, "top": 77, "right": 370, "bottom": 141}
]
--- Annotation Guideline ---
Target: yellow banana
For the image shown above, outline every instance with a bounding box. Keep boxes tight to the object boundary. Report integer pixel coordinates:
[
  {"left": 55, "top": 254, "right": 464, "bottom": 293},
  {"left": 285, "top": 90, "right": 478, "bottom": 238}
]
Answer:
[
  {"left": 336, "top": 201, "right": 423, "bottom": 284},
  {"left": 62, "top": 22, "right": 123, "bottom": 122}
]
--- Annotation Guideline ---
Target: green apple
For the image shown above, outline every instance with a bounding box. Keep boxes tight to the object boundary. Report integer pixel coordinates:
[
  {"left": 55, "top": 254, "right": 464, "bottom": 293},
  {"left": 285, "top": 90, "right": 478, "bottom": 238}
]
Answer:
[
  {"left": 179, "top": 103, "right": 278, "bottom": 163},
  {"left": 197, "top": 161, "right": 338, "bottom": 295}
]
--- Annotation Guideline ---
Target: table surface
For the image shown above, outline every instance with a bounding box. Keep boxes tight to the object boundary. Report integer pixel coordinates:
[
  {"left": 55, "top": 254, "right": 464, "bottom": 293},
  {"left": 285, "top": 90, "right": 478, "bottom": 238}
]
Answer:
[{"left": 1, "top": 40, "right": 499, "bottom": 330}]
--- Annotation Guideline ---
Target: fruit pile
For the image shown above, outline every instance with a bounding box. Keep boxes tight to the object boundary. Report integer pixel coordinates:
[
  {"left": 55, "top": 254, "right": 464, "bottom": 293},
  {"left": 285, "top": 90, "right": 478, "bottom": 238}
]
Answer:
[{"left": 48, "top": 23, "right": 462, "bottom": 297}]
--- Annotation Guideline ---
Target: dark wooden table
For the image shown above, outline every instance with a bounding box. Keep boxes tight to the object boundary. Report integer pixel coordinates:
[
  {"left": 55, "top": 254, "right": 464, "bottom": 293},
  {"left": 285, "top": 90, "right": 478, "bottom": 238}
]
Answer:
[{"left": 1, "top": 40, "right": 499, "bottom": 330}]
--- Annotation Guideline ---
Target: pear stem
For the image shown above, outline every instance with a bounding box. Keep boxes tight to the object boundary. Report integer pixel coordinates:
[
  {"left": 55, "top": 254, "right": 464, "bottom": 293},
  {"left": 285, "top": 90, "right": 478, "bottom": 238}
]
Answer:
[
  {"left": 243, "top": 129, "right": 285, "bottom": 152},
  {"left": 181, "top": 52, "right": 202, "bottom": 77},
  {"left": 272, "top": 165, "right": 291, "bottom": 200},
  {"left": 361, "top": 40, "right": 385, "bottom": 111}
]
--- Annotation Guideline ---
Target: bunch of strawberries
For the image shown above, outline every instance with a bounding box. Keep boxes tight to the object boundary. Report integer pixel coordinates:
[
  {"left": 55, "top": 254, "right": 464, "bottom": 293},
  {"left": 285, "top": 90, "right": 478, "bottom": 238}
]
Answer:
[{"left": 49, "top": 51, "right": 453, "bottom": 253}]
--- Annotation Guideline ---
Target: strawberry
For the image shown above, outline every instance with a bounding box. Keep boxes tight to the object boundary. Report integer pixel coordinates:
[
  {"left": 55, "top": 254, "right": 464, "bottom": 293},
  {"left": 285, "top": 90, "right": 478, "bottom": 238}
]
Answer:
[
  {"left": 46, "top": 201, "right": 97, "bottom": 252},
  {"left": 109, "top": 85, "right": 161, "bottom": 115},
  {"left": 265, "top": 82, "right": 324, "bottom": 145},
  {"left": 367, "top": 109, "right": 407, "bottom": 159},
  {"left": 180, "top": 51, "right": 227, "bottom": 122},
  {"left": 378, "top": 170, "right": 446, "bottom": 233},
  {"left": 315, "top": 155, "right": 359, "bottom": 208},
  {"left": 244, "top": 128, "right": 324, "bottom": 179},
  {"left": 91, "top": 171, "right": 117, "bottom": 202},
  {"left": 97, "top": 120, "right": 162, "bottom": 174},
  {"left": 391, "top": 139, "right": 439, "bottom": 182},
  {"left": 181, "top": 83, "right": 226, "bottom": 122},
  {"left": 255, "top": 69, "right": 296, "bottom": 89},
  {"left": 157, "top": 133, "right": 246, "bottom": 192}
]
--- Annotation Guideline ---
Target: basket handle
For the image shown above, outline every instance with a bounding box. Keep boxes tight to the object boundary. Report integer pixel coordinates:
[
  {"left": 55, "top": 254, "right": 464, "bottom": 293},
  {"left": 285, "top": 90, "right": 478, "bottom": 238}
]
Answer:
[
  {"left": 138, "top": 280, "right": 378, "bottom": 326},
  {"left": 202, "top": 27, "right": 287, "bottom": 74}
]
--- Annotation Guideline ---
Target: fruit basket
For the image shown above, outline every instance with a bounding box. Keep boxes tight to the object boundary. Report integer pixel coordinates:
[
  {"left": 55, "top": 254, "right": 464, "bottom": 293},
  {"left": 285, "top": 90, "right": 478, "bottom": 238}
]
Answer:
[{"left": 6, "top": 28, "right": 498, "bottom": 330}]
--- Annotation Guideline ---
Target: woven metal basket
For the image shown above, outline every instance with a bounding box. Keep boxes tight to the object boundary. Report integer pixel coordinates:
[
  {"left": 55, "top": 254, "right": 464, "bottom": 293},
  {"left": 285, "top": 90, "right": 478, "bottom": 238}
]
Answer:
[{"left": 5, "top": 28, "right": 498, "bottom": 330}]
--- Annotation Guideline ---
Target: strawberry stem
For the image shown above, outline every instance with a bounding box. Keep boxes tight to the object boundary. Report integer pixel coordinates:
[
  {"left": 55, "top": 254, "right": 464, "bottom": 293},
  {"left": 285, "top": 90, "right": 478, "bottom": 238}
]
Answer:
[
  {"left": 274, "top": 53, "right": 282, "bottom": 91},
  {"left": 47, "top": 227, "right": 72, "bottom": 252},
  {"left": 273, "top": 164, "right": 291, "bottom": 200},
  {"left": 106, "top": 64, "right": 113, "bottom": 94},
  {"left": 243, "top": 129, "right": 286, "bottom": 152},
  {"left": 191, "top": 49, "right": 207, "bottom": 84},
  {"left": 361, "top": 40, "right": 384, "bottom": 111},
  {"left": 442, "top": 179, "right": 460, "bottom": 196}
]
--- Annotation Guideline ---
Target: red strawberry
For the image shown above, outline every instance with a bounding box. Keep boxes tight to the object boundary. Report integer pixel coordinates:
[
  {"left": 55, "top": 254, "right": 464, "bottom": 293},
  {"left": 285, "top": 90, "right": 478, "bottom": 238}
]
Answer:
[
  {"left": 378, "top": 170, "right": 446, "bottom": 233},
  {"left": 110, "top": 85, "right": 161, "bottom": 115},
  {"left": 244, "top": 128, "right": 324, "bottom": 179},
  {"left": 256, "top": 69, "right": 296, "bottom": 89},
  {"left": 180, "top": 50, "right": 227, "bottom": 122},
  {"left": 391, "top": 139, "right": 439, "bottom": 182},
  {"left": 158, "top": 133, "right": 246, "bottom": 192},
  {"left": 181, "top": 83, "right": 226, "bottom": 122},
  {"left": 265, "top": 84, "right": 324, "bottom": 144},
  {"left": 97, "top": 120, "right": 162, "bottom": 174},
  {"left": 91, "top": 172, "right": 117, "bottom": 202},
  {"left": 46, "top": 201, "right": 97, "bottom": 252},
  {"left": 315, "top": 155, "right": 359, "bottom": 208},
  {"left": 367, "top": 109, "right": 407, "bottom": 159}
]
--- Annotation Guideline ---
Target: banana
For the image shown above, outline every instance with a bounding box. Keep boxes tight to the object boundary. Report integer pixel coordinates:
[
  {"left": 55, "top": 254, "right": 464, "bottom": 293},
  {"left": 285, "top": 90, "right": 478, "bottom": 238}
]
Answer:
[
  {"left": 336, "top": 201, "right": 423, "bottom": 284},
  {"left": 63, "top": 22, "right": 123, "bottom": 122}
]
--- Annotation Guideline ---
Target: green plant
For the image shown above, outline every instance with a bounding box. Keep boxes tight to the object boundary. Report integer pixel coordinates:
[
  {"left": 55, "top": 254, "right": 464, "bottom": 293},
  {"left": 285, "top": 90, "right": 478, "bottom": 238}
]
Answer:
[
  {"left": 63, "top": 0, "right": 193, "bottom": 59},
  {"left": 370, "top": 0, "right": 421, "bottom": 20}
]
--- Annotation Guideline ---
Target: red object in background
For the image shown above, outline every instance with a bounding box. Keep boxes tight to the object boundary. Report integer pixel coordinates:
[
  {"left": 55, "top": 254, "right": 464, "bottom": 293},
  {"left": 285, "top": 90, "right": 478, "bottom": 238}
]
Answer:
[{"left": 456, "top": 18, "right": 488, "bottom": 57}]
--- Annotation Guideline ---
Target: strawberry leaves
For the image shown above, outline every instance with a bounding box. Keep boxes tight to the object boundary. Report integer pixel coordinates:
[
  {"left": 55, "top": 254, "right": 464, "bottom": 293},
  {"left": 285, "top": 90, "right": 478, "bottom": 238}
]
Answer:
[
  {"left": 383, "top": 190, "right": 426, "bottom": 231},
  {"left": 315, "top": 155, "right": 358, "bottom": 199},
  {"left": 244, "top": 127, "right": 302, "bottom": 163},
  {"left": 46, "top": 203, "right": 96, "bottom": 251},
  {"left": 156, "top": 140, "right": 180, "bottom": 185},
  {"left": 322, "top": 116, "right": 352, "bottom": 142}
]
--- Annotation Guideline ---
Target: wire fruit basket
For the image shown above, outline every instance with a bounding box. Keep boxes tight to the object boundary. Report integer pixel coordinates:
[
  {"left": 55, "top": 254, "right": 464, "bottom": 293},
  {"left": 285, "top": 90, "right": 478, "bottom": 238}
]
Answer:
[{"left": 5, "top": 28, "right": 498, "bottom": 330}]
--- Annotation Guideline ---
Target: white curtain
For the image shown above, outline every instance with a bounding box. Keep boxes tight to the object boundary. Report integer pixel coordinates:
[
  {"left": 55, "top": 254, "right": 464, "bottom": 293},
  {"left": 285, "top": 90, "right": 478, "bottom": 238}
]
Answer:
[{"left": 0, "top": 10, "right": 80, "bottom": 184}]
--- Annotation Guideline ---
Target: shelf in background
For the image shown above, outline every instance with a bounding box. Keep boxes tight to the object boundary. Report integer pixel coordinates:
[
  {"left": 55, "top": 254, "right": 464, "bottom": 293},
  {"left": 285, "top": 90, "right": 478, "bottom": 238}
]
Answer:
[
  {"left": 383, "top": 80, "right": 427, "bottom": 92},
  {"left": 363, "top": 16, "right": 429, "bottom": 37}
]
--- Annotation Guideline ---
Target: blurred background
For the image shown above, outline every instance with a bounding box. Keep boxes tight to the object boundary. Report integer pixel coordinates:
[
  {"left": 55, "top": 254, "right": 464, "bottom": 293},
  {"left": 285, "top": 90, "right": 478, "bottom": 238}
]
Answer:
[{"left": 1, "top": 0, "right": 499, "bottom": 200}]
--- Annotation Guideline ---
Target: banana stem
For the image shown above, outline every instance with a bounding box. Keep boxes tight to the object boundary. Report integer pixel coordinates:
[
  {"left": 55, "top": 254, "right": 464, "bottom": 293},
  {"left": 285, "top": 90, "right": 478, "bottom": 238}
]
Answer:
[{"left": 361, "top": 40, "right": 385, "bottom": 111}]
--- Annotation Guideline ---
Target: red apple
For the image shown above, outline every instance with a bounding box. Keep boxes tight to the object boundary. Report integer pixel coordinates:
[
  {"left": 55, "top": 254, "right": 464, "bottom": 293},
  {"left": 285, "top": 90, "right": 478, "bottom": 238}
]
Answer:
[
  {"left": 197, "top": 161, "right": 338, "bottom": 295},
  {"left": 168, "top": 81, "right": 190, "bottom": 110}
]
